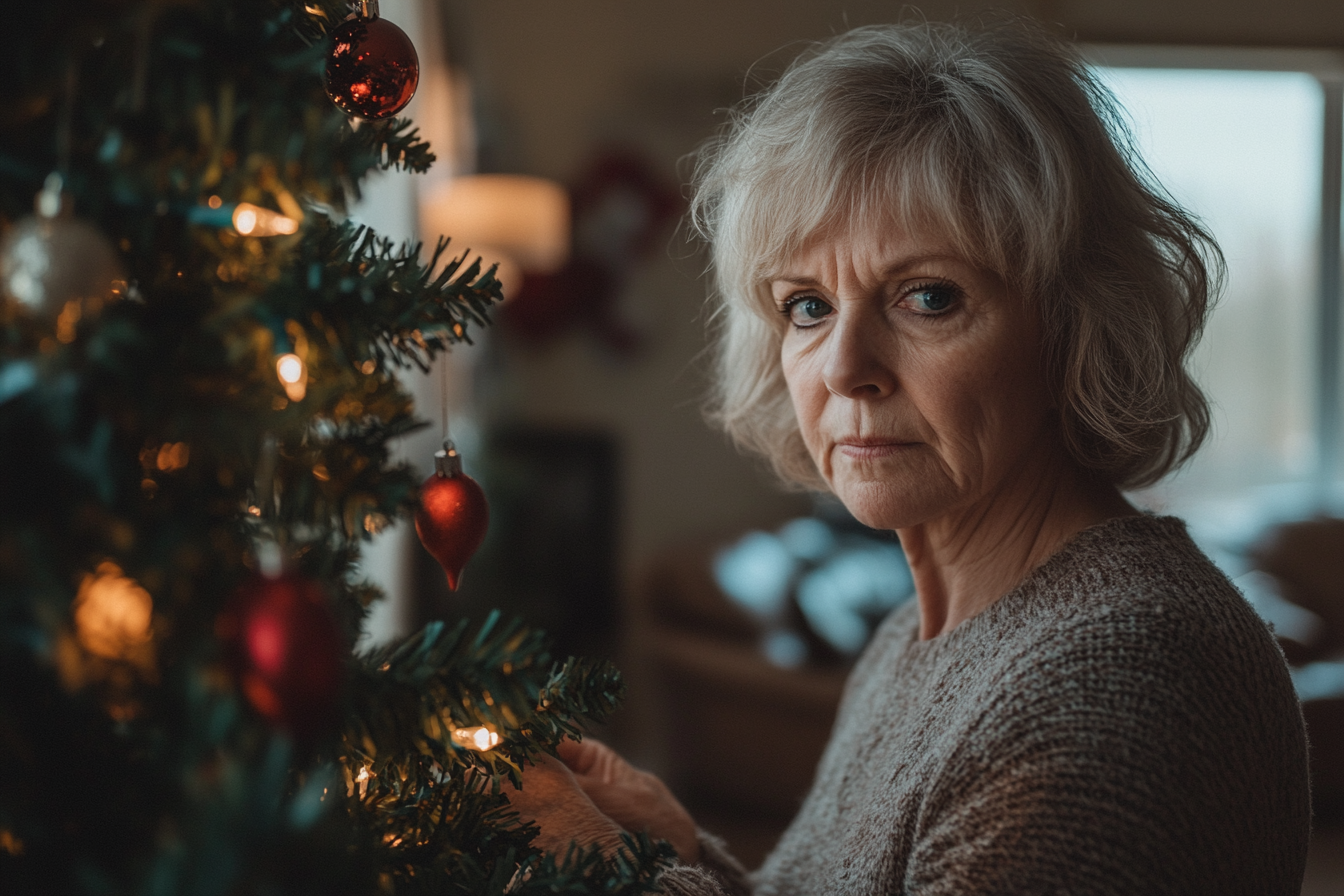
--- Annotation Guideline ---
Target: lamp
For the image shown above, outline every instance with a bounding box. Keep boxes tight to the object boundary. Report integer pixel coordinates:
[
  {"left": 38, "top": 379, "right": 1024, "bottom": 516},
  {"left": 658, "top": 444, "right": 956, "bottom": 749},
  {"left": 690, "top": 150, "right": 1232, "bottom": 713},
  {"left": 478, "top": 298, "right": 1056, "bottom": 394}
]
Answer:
[{"left": 418, "top": 174, "right": 570, "bottom": 297}]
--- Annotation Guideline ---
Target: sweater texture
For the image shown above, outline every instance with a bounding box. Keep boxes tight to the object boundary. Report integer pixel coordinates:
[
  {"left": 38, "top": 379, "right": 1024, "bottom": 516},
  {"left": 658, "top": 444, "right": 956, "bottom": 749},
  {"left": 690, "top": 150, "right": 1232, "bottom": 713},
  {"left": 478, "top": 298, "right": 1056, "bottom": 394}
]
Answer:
[{"left": 659, "top": 515, "right": 1311, "bottom": 895}]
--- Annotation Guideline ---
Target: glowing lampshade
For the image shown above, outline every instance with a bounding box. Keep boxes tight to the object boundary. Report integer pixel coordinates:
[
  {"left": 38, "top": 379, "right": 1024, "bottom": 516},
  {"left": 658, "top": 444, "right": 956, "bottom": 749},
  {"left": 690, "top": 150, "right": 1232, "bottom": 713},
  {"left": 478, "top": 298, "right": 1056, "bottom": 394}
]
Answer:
[{"left": 419, "top": 175, "right": 570, "bottom": 295}]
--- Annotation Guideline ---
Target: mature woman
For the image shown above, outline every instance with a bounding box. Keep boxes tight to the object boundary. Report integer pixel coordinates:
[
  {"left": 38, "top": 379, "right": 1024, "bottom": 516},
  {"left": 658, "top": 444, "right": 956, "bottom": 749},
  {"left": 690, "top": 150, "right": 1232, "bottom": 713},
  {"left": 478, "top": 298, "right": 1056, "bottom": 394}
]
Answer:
[{"left": 506, "top": 18, "right": 1312, "bottom": 895}]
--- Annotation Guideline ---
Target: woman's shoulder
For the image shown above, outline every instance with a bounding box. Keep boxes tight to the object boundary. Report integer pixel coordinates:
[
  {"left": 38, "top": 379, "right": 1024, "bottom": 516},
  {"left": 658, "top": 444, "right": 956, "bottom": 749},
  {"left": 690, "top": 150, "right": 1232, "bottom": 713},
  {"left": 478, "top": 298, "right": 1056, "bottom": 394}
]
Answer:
[
  {"left": 912, "top": 514, "right": 1312, "bottom": 896},
  {"left": 1007, "top": 513, "right": 1270, "bottom": 648},
  {"left": 948, "top": 512, "right": 1306, "bottom": 771},
  {"left": 1025, "top": 513, "right": 1220, "bottom": 604},
  {"left": 980, "top": 513, "right": 1301, "bottom": 731},
  {"left": 857, "top": 513, "right": 1277, "bottom": 689},
  {"left": 854, "top": 512, "right": 1300, "bottom": 724}
]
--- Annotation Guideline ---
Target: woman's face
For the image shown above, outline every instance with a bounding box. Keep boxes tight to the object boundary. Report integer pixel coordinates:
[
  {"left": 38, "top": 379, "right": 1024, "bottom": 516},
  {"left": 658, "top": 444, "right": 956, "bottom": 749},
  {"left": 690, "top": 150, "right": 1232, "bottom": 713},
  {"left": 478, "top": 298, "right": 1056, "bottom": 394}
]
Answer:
[{"left": 771, "top": 226, "right": 1055, "bottom": 531}]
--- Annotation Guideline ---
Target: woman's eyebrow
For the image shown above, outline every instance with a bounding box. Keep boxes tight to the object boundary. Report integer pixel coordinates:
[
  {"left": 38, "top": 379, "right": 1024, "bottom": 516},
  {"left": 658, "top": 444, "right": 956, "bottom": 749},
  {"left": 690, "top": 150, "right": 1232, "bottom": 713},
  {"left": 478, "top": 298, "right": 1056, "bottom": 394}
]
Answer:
[
  {"left": 769, "top": 275, "right": 820, "bottom": 287},
  {"left": 769, "top": 254, "right": 963, "bottom": 287}
]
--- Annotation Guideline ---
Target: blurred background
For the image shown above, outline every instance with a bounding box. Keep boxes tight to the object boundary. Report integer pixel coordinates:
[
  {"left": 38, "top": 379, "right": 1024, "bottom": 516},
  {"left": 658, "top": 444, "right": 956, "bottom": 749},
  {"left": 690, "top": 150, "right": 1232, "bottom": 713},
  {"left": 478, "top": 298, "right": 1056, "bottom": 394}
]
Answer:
[{"left": 350, "top": 0, "right": 1344, "bottom": 891}]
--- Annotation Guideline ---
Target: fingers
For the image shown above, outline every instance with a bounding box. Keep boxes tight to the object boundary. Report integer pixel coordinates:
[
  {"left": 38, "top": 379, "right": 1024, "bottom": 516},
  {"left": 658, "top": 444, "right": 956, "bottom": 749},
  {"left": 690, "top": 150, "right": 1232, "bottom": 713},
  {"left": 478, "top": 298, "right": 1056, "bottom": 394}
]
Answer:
[
  {"left": 558, "top": 737, "right": 634, "bottom": 789},
  {"left": 554, "top": 740, "right": 655, "bottom": 820},
  {"left": 502, "top": 754, "right": 627, "bottom": 857},
  {"left": 542, "top": 740, "right": 701, "bottom": 862},
  {"left": 505, "top": 753, "right": 570, "bottom": 794},
  {"left": 501, "top": 756, "right": 570, "bottom": 817},
  {"left": 556, "top": 736, "right": 607, "bottom": 776}
]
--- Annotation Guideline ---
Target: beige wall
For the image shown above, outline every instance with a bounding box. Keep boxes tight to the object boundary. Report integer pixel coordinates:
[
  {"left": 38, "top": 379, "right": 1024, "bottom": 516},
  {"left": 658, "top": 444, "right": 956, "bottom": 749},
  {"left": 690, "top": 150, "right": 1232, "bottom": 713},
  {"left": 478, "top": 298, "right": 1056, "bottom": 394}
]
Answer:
[
  {"left": 452, "top": 0, "right": 1344, "bottom": 179},
  {"left": 433, "top": 0, "right": 1344, "bottom": 590}
]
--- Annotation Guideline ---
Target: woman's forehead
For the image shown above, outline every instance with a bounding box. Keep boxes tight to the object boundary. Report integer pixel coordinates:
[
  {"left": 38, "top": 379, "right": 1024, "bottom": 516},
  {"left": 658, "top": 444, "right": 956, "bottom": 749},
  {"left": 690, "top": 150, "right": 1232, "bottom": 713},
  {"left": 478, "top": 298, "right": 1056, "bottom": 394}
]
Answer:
[{"left": 761, "top": 220, "right": 977, "bottom": 282}]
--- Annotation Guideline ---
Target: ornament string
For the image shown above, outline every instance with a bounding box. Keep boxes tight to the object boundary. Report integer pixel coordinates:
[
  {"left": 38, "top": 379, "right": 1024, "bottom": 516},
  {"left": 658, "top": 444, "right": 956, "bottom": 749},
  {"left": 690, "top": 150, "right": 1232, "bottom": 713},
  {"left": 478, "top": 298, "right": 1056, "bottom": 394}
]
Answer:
[
  {"left": 56, "top": 57, "right": 78, "bottom": 177},
  {"left": 254, "top": 432, "right": 279, "bottom": 521},
  {"left": 131, "top": 7, "right": 154, "bottom": 113},
  {"left": 440, "top": 358, "right": 451, "bottom": 444},
  {"left": 36, "top": 56, "right": 80, "bottom": 218}
]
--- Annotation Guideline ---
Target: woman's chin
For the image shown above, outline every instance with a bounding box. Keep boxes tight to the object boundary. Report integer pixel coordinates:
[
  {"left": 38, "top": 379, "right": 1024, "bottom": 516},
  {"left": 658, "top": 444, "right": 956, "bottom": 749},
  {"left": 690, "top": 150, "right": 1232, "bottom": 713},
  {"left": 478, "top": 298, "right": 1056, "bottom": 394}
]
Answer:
[{"left": 832, "top": 479, "right": 950, "bottom": 532}]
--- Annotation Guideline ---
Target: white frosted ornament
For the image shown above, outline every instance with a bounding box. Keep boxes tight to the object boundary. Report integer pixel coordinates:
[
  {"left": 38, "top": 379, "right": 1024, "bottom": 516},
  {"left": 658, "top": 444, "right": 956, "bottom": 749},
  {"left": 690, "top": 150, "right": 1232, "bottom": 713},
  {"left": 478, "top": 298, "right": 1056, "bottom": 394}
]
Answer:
[{"left": 1, "top": 173, "right": 125, "bottom": 334}]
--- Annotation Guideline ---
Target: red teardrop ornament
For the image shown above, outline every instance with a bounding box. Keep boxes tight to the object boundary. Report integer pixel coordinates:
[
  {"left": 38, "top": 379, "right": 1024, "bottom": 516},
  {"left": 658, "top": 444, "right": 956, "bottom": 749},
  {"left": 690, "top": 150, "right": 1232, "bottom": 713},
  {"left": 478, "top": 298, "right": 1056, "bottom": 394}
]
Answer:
[{"left": 415, "top": 442, "right": 489, "bottom": 591}]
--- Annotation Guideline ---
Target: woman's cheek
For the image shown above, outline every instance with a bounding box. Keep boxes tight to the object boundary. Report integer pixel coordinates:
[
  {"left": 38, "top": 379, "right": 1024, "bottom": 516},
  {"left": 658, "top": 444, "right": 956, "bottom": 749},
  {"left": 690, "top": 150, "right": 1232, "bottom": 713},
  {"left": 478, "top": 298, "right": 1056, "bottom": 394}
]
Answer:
[{"left": 782, "top": 342, "right": 816, "bottom": 409}]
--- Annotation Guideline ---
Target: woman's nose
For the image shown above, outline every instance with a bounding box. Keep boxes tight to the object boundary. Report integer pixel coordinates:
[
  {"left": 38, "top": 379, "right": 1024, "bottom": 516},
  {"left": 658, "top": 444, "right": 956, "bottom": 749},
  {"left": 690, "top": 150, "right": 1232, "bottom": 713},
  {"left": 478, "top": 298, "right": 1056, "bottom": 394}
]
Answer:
[{"left": 822, "top": 311, "right": 897, "bottom": 399}]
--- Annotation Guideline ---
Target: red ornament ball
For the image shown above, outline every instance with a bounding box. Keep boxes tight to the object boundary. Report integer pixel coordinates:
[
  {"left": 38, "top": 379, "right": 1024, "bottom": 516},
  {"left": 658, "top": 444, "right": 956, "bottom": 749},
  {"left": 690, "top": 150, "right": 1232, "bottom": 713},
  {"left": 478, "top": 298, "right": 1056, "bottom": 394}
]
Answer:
[
  {"left": 415, "top": 464, "right": 489, "bottom": 592},
  {"left": 218, "top": 572, "right": 346, "bottom": 738},
  {"left": 324, "top": 15, "right": 419, "bottom": 120}
]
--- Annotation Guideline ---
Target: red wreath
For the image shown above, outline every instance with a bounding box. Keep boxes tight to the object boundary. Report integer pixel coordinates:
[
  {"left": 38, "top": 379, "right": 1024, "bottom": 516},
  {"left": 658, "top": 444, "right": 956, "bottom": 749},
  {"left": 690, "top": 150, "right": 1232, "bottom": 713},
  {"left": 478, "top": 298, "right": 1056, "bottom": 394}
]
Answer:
[{"left": 502, "top": 149, "right": 683, "bottom": 355}]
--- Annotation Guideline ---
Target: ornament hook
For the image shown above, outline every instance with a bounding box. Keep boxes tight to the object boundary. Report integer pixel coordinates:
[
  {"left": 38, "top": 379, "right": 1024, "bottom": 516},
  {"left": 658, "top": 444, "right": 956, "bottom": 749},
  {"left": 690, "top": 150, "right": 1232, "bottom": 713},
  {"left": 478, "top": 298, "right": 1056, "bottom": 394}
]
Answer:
[
  {"left": 434, "top": 440, "right": 462, "bottom": 477},
  {"left": 37, "top": 173, "right": 66, "bottom": 219}
]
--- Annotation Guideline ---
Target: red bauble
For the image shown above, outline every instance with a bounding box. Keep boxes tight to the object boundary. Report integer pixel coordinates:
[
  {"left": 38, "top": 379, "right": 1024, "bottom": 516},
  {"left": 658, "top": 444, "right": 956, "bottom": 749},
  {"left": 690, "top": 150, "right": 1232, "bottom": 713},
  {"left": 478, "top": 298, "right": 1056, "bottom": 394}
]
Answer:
[
  {"left": 218, "top": 572, "right": 346, "bottom": 738},
  {"left": 415, "top": 442, "right": 489, "bottom": 591},
  {"left": 324, "top": 13, "right": 419, "bottom": 120}
]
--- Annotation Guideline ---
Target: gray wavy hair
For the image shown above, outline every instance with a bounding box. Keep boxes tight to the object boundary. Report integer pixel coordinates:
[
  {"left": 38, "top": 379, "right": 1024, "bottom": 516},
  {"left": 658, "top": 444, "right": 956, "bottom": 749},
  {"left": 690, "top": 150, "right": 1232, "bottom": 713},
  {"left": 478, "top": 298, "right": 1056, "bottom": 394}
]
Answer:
[{"left": 690, "top": 19, "right": 1221, "bottom": 491}]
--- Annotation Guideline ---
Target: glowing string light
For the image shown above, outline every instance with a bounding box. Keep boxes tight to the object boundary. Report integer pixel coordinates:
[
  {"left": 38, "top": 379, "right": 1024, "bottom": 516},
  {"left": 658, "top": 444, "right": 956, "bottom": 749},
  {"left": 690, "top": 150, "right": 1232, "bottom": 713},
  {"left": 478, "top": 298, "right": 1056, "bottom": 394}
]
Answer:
[
  {"left": 232, "top": 203, "right": 299, "bottom": 237},
  {"left": 73, "top": 561, "right": 153, "bottom": 666},
  {"left": 451, "top": 726, "right": 500, "bottom": 752},
  {"left": 0, "top": 829, "right": 23, "bottom": 857},
  {"left": 275, "top": 353, "right": 306, "bottom": 402},
  {"left": 354, "top": 764, "right": 374, "bottom": 799},
  {"left": 276, "top": 354, "right": 303, "bottom": 384}
]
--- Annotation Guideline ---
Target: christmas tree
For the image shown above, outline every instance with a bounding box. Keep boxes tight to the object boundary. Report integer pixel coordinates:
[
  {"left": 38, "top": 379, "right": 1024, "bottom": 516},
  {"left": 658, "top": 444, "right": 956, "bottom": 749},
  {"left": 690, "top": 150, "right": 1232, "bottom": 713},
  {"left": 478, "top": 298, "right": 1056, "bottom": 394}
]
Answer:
[{"left": 0, "top": 1, "right": 671, "bottom": 892}]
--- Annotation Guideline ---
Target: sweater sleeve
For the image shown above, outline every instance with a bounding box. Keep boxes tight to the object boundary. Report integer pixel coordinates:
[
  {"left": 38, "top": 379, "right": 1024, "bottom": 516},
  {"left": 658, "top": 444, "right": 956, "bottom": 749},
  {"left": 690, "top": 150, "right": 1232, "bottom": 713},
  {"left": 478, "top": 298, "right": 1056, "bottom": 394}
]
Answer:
[
  {"left": 655, "top": 829, "right": 751, "bottom": 896},
  {"left": 903, "top": 607, "right": 1309, "bottom": 896}
]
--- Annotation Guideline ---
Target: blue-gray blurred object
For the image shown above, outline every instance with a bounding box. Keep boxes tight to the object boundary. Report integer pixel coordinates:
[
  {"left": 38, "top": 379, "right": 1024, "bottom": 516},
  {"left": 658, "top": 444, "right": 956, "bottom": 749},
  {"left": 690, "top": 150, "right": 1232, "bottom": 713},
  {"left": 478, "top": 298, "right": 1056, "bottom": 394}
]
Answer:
[{"left": 714, "top": 508, "right": 913, "bottom": 666}]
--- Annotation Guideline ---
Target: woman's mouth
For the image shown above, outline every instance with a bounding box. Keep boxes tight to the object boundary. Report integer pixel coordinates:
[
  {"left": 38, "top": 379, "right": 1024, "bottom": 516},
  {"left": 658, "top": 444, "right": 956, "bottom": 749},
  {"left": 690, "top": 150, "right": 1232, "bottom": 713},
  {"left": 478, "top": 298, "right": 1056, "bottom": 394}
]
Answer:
[{"left": 834, "top": 439, "right": 919, "bottom": 460}]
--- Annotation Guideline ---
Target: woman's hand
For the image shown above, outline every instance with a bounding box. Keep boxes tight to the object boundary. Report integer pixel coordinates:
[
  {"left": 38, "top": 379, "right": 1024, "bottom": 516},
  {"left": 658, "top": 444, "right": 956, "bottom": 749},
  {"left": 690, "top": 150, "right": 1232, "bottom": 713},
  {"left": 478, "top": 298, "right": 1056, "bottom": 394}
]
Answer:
[
  {"left": 503, "top": 753, "right": 626, "bottom": 858},
  {"left": 556, "top": 738, "right": 701, "bottom": 864}
]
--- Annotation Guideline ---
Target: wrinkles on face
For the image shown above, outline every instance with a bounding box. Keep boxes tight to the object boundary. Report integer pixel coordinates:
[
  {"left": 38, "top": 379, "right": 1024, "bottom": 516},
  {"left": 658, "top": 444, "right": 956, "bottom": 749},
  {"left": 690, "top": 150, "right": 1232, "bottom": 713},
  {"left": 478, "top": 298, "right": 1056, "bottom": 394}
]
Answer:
[{"left": 772, "top": 226, "right": 1048, "bottom": 532}]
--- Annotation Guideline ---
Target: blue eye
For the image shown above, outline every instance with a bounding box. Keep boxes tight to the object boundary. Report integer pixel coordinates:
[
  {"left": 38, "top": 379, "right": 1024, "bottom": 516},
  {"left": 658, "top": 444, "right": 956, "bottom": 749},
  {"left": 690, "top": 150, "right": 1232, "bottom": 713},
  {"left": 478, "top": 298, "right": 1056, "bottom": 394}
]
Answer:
[
  {"left": 785, "top": 295, "right": 833, "bottom": 327},
  {"left": 907, "top": 284, "right": 959, "bottom": 314}
]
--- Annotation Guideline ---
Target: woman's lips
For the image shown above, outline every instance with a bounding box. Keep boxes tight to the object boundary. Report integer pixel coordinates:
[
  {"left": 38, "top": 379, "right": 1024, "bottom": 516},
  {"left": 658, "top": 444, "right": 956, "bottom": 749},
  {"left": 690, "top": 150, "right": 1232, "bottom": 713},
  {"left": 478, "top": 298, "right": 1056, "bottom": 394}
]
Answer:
[{"left": 834, "top": 439, "right": 918, "bottom": 460}]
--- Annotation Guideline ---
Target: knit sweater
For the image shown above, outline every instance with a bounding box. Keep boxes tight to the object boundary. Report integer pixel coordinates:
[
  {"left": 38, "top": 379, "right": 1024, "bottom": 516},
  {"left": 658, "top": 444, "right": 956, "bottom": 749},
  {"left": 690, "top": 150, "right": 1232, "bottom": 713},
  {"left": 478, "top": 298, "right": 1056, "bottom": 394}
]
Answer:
[{"left": 659, "top": 515, "right": 1312, "bottom": 895}]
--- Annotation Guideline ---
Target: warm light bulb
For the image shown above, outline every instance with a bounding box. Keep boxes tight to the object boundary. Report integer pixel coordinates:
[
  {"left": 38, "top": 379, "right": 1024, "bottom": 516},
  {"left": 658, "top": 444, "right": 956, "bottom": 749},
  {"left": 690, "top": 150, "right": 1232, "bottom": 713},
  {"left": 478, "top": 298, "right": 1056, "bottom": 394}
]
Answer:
[
  {"left": 234, "top": 208, "right": 258, "bottom": 235},
  {"left": 276, "top": 354, "right": 303, "bottom": 384},
  {"left": 0, "top": 828, "right": 24, "bottom": 857},
  {"left": 275, "top": 353, "right": 307, "bottom": 402},
  {"left": 73, "top": 561, "right": 153, "bottom": 663},
  {"left": 233, "top": 203, "right": 299, "bottom": 237},
  {"left": 353, "top": 764, "right": 374, "bottom": 798},
  {"left": 451, "top": 726, "right": 500, "bottom": 752}
]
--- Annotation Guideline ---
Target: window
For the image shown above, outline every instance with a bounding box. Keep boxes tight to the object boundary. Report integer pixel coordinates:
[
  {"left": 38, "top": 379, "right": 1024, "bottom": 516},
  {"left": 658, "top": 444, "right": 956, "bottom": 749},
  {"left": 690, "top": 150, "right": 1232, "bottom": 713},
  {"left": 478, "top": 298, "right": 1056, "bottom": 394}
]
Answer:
[{"left": 1087, "top": 47, "right": 1344, "bottom": 545}]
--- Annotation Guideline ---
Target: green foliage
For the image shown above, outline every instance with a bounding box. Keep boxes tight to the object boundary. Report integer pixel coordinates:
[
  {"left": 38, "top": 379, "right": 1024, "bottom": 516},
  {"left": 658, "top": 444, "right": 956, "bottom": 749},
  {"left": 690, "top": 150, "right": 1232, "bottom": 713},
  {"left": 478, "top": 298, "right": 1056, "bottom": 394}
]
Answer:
[
  {"left": 0, "top": 1, "right": 668, "bottom": 893},
  {"left": 343, "top": 615, "right": 671, "bottom": 894}
]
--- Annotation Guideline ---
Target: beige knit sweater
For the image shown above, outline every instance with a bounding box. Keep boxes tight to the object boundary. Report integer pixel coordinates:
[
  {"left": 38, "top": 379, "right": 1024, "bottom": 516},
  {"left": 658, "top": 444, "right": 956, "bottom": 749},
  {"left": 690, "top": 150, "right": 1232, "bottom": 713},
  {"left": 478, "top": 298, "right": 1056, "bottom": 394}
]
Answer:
[{"left": 659, "top": 515, "right": 1312, "bottom": 895}]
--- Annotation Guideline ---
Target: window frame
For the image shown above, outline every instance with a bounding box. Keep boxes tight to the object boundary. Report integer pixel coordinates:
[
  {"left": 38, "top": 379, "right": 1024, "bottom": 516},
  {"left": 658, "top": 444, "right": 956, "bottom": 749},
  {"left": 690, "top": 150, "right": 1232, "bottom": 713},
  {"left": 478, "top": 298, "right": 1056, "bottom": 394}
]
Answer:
[{"left": 1083, "top": 44, "right": 1344, "bottom": 505}]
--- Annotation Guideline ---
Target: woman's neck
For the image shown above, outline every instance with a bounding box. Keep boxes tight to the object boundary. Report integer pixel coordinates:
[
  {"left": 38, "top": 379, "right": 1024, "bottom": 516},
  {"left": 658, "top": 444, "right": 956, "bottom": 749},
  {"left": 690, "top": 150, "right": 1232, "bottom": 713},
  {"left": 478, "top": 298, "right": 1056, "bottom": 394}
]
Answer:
[{"left": 897, "top": 454, "right": 1137, "bottom": 641}]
